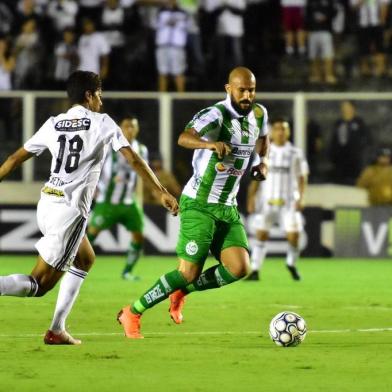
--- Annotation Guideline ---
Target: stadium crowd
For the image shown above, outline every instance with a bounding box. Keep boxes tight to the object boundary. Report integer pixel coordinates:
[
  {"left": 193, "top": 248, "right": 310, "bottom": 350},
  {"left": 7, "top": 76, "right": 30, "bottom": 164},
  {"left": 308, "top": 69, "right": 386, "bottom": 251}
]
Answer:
[{"left": 1, "top": 0, "right": 392, "bottom": 92}]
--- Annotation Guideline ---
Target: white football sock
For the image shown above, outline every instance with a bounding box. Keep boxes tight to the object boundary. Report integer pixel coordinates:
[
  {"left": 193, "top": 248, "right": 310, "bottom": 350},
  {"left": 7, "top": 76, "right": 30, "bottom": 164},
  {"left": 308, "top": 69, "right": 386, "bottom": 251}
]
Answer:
[
  {"left": 250, "top": 240, "right": 267, "bottom": 271},
  {"left": 0, "top": 274, "right": 38, "bottom": 297},
  {"left": 50, "top": 267, "right": 87, "bottom": 332},
  {"left": 286, "top": 244, "right": 299, "bottom": 267}
]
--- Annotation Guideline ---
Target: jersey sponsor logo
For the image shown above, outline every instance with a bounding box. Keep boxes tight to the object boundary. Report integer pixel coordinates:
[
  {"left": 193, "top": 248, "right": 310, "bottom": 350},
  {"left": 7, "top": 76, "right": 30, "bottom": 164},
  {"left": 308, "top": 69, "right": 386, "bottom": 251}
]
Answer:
[
  {"left": 185, "top": 240, "right": 198, "bottom": 256},
  {"left": 231, "top": 145, "right": 253, "bottom": 157},
  {"left": 55, "top": 118, "right": 91, "bottom": 132},
  {"left": 215, "top": 162, "right": 245, "bottom": 177}
]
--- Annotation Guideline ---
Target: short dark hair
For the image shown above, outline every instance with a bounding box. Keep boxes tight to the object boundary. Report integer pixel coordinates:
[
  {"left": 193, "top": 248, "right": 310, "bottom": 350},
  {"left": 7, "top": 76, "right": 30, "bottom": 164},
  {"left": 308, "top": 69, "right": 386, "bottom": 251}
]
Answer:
[{"left": 66, "top": 71, "right": 102, "bottom": 105}]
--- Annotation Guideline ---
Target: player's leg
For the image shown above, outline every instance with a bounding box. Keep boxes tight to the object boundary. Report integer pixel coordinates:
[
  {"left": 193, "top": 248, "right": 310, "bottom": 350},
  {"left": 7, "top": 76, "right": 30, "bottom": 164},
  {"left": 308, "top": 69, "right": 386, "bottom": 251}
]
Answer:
[
  {"left": 246, "top": 229, "right": 269, "bottom": 281},
  {"left": 117, "top": 206, "right": 213, "bottom": 338},
  {"left": 45, "top": 235, "right": 95, "bottom": 344},
  {"left": 246, "top": 210, "right": 272, "bottom": 280},
  {"left": 0, "top": 256, "right": 63, "bottom": 297},
  {"left": 284, "top": 210, "right": 303, "bottom": 281},
  {"left": 121, "top": 202, "right": 144, "bottom": 280}
]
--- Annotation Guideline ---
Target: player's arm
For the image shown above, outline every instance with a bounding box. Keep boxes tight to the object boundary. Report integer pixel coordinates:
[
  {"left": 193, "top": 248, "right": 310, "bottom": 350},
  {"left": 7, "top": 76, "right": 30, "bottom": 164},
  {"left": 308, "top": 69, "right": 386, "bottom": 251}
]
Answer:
[
  {"left": 297, "top": 174, "right": 308, "bottom": 211},
  {"left": 178, "top": 129, "right": 231, "bottom": 159},
  {"left": 247, "top": 180, "right": 260, "bottom": 214},
  {"left": 251, "top": 134, "right": 270, "bottom": 181},
  {"left": 120, "top": 146, "right": 178, "bottom": 215},
  {"left": 0, "top": 147, "right": 34, "bottom": 182}
]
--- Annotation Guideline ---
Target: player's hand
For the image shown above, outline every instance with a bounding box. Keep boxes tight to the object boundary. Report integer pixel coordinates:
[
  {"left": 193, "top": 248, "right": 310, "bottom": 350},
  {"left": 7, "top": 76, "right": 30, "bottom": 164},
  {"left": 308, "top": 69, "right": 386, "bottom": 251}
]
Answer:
[
  {"left": 208, "top": 142, "right": 231, "bottom": 159},
  {"left": 159, "top": 191, "right": 179, "bottom": 216},
  {"left": 251, "top": 162, "right": 268, "bottom": 181}
]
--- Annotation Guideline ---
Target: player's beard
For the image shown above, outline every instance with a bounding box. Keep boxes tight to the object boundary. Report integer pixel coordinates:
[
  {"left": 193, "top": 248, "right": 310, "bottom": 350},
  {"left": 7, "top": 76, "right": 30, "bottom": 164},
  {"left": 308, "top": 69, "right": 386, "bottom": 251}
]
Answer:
[{"left": 230, "top": 95, "right": 253, "bottom": 116}]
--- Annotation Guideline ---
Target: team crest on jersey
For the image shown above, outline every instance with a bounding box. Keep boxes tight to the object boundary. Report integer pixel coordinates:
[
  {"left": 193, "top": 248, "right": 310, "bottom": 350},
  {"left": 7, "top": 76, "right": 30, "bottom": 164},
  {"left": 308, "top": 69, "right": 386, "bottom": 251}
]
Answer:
[
  {"left": 215, "top": 162, "right": 226, "bottom": 172},
  {"left": 185, "top": 240, "right": 198, "bottom": 256},
  {"left": 55, "top": 118, "right": 91, "bottom": 132},
  {"left": 253, "top": 105, "right": 263, "bottom": 119}
]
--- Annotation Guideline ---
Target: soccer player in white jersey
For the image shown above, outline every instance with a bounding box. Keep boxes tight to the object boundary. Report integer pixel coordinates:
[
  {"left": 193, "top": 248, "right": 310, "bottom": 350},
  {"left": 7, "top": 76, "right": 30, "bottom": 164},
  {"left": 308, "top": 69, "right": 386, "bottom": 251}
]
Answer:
[
  {"left": 88, "top": 114, "right": 148, "bottom": 280},
  {"left": 117, "top": 67, "right": 270, "bottom": 339},
  {"left": 246, "top": 119, "right": 309, "bottom": 281},
  {"left": 0, "top": 71, "right": 178, "bottom": 344}
]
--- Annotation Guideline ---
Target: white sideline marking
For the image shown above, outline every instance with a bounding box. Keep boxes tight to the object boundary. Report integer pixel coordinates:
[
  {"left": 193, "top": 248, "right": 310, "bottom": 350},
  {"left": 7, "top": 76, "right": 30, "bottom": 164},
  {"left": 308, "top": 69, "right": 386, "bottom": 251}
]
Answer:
[{"left": 1, "top": 327, "right": 392, "bottom": 338}]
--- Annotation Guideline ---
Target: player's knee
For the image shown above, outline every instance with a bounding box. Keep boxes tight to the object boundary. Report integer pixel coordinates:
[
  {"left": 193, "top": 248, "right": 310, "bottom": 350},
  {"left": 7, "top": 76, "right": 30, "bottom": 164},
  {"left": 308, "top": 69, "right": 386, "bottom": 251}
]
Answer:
[
  {"left": 180, "top": 268, "right": 200, "bottom": 283},
  {"left": 74, "top": 252, "right": 95, "bottom": 271},
  {"left": 226, "top": 260, "right": 249, "bottom": 279}
]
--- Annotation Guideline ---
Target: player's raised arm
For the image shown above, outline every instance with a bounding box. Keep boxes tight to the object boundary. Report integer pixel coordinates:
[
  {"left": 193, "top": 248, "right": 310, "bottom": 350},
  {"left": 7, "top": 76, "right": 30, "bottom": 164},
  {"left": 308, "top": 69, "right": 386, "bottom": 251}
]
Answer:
[
  {"left": 178, "top": 128, "right": 231, "bottom": 159},
  {"left": 119, "top": 146, "right": 178, "bottom": 215},
  {"left": 0, "top": 147, "right": 34, "bottom": 182}
]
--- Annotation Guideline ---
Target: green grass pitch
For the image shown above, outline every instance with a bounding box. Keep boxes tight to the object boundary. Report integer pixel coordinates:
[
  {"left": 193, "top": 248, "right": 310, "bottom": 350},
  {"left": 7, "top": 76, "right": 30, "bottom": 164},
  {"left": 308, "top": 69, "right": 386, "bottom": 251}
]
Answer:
[{"left": 0, "top": 255, "right": 392, "bottom": 392}]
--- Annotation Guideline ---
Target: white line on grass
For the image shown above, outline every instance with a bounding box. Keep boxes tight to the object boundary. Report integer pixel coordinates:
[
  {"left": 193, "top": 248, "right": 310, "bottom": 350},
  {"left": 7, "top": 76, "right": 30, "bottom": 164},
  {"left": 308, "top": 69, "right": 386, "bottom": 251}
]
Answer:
[{"left": 1, "top": 327, "right": 392, "bottom": 338}]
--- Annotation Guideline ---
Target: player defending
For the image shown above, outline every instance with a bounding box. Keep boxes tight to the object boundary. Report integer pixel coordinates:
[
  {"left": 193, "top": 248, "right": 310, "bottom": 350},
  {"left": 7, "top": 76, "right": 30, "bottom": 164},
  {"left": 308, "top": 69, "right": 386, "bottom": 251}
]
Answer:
[
  {"left": 246, "top": 119, "right": 309, "bottom": 281},
  {"left": 88, "top": 115, "right": 148, "bottom": 280},
  {"left": 0, "top": 71, "right": 178, "bottom": 344},
  {"left": 117, "top": 66, "right": 270, "bottom": 339}
]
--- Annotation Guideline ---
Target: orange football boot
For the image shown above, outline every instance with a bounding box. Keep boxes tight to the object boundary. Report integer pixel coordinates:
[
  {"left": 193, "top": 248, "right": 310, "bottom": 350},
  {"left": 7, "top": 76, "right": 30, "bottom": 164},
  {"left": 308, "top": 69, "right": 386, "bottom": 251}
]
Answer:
[
  {"left": 169, "top": 290, "right": 186, "bottom": 324},
  {"left": 44, "top": 330, "right": 82, "bottom": 345},
  {"left": 117, "top": 306, "right": 144, "bottom": 339}
]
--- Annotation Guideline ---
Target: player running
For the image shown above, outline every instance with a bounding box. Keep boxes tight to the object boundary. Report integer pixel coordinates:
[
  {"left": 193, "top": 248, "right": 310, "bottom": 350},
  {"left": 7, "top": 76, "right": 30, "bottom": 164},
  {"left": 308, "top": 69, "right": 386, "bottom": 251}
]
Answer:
[
  {"left": 0, "top": 71, "right": 178, "bottom": 345},
  {"left": 117, "top": 66, "right": 270, "bottom": 339},
  {"left": 245, "top": 119, "right": 309, "bottom": 281},
  {"left": 88, "top": 114, "right": 148, "bottom": 280}
]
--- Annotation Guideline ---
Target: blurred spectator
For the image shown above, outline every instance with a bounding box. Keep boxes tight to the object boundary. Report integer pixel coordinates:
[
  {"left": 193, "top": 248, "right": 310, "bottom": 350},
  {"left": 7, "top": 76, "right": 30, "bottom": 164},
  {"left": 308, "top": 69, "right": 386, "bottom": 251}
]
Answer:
[
  {"left": 77, "top": 18, "right": 110, "bottom": 79},
  {"left": 0, "top": 2, "right": 14, "bottom": 35},
  {"left": 216, "top": 0, "right": 246, "bottom": 77},
  {"left": 155, "top": 0, "right": 188, "bottom": 92},
  {"left": 281, "top": 0, "right": 306, "bottom": 56},
  {"left": 350, "top": 0, "right": 389, "bottom": 77},
  {"left": 179, "top": 0, "right": 204, "bottom": 81},
  {"left": 47, "top": 0, "right": 78, "bottom": 34},
  {"left": 101, "top": 0, "right": 126, "bottom": 89},
  {"left": 53, "top": 28, "right": 78, "bottom": 89},
  {"left": 0, "top": 35, "right": 16, "bottom": 90},
  {"left": 357, "top": 147, "right": 392, "bottom": 205},
  {"left": 305, "top": 0, "right": 337, "bottom": 84},
  {"left": 306, "top": 118, "right": 323, "bottom": 180},
  {"left": 13, "top": 17, "right": 44, "bottom": 89},
  {"left": 198, "top": 0, "right": 221, "bottom": 84},
  {"left": 77, "top": 0, "right": 104, "bottom": 26},
  {"left": 143, "top": 152, "right": 182, "bottom": 205},
  {"left": 330, "top": 100, "right": 370, "bottom": 184}
]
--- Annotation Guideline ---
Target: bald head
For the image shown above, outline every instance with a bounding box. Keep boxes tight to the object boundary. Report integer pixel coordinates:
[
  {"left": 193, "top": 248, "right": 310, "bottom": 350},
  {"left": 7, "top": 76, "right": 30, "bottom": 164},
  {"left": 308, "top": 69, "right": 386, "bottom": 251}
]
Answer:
[
  {"left": 228, "top": 67, "right": 256, "bottom": 85},
  {"left": 225, "top": 67, "right": 256, "bottom": 115}
]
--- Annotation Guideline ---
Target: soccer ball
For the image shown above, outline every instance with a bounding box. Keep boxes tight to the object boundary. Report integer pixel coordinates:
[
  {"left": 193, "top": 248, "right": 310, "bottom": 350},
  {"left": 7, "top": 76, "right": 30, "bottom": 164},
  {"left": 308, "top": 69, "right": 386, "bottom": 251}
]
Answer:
[{"left": 269, "top": 311, "right": 307, "bottom": 347}]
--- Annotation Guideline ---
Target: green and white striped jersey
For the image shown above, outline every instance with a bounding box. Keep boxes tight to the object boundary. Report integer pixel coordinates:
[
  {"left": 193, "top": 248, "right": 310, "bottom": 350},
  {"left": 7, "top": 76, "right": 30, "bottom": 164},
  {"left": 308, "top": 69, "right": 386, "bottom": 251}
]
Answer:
[
  {"left": 182, "top": 95, "right": 268, "bottom": 206},
  {"left": 96, "top": 139, "right": 148, "bottom": 205}
]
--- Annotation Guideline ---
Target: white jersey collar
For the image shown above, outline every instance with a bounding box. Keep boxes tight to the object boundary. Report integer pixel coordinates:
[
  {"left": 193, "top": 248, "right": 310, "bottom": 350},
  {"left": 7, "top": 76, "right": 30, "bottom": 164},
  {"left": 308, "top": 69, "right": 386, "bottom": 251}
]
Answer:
[{"left": 223, "top": 94, "right": 245, "bottom": 119}]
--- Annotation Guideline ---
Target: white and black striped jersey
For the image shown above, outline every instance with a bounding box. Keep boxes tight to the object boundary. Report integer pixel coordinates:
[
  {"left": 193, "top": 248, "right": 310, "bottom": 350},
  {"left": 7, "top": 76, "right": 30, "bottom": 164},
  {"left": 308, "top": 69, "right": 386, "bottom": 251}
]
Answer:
[{"left": 256, "top": 142, "right": 309, "bottom": 208}]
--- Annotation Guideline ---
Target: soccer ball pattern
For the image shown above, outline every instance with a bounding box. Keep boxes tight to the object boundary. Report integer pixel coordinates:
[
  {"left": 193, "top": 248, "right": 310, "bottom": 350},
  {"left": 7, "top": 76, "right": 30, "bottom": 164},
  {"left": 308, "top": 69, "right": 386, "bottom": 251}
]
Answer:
[{"left": 269, "top": 311, "right": 307, "bottom": 347}]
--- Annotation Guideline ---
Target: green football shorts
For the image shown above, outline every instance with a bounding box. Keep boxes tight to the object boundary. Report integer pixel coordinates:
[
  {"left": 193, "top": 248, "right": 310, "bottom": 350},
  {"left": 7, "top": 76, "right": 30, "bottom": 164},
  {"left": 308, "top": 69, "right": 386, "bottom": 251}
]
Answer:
[
  {"left": 176, "top": 195, "right": 249, "bottom": 264},
  {"left": 89, "top": 201, "right": 144, "bottom": 233}
]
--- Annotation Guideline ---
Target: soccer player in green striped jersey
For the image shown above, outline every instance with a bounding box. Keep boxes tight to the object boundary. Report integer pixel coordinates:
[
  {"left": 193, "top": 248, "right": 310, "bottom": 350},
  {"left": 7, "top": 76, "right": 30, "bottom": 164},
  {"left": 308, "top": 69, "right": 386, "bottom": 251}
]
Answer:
[
  {"left": 88, "top": 115, "right": 148, "bottom": 280},
  {"left": 118, "top": 67, "right": 270, "bottom": 338}
]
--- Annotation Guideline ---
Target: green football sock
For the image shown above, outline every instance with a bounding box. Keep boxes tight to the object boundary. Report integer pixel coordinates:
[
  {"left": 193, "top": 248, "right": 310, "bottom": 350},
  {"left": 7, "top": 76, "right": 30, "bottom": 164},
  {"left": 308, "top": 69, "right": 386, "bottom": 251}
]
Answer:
[
  {"left": 184, "top": 265, "right": 239, "bottom": 294},
  {"left": 123, "top": 242, "right": 142, "bottom": 275},
  {"left": 132, "top": 270, "right": 188, "bottom": 314}
]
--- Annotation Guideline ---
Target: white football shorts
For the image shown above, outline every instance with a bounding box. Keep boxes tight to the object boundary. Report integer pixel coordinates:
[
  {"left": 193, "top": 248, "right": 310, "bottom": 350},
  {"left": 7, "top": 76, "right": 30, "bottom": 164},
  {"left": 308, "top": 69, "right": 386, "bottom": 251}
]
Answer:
[
  {"left": 35, "top": 194, "right": 87, "bottom": 271},
  {"left": 156, "top": 46, "right": 186, "bottom": 75},
  {"left": 253, "top": 205, "right": 304, "bottom": 233}
]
